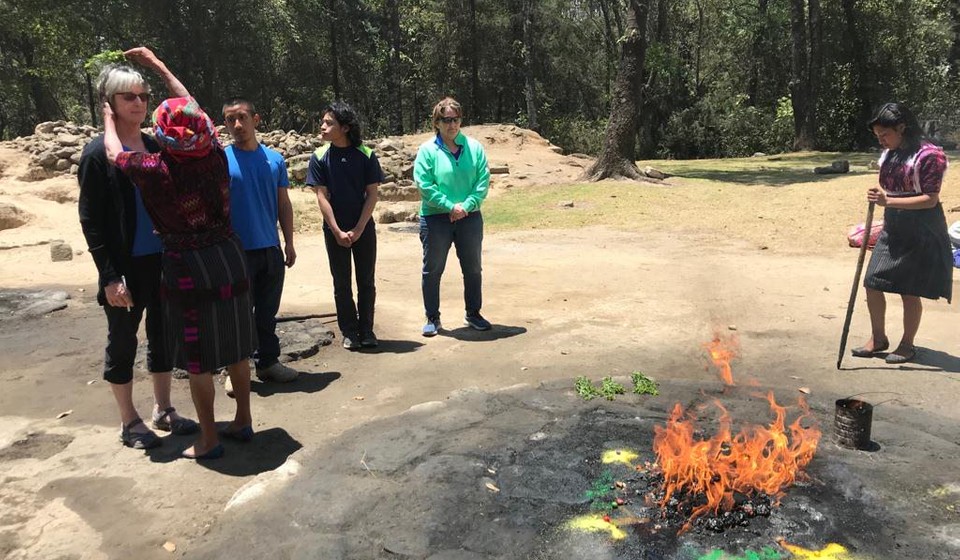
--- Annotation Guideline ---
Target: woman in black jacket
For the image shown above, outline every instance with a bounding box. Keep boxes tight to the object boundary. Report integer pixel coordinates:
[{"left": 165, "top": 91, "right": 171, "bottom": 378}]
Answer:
[{"left": 78, "top": 58, "right": 197, "bottom": 450}]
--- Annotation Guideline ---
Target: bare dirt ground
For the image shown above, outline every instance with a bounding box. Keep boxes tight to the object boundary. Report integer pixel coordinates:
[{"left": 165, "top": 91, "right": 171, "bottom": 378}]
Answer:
[{"left": 0, "top": 129, "right": 958, "bottom": 559}]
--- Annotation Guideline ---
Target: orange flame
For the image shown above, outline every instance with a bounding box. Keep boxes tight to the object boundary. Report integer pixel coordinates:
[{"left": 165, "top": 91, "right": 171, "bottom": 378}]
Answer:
[
  {"left": 653, "top": 391, "right": 821, "bottom": 533},
  {"left": 705, "top": 335, "right": 738, "bottom": 386}
]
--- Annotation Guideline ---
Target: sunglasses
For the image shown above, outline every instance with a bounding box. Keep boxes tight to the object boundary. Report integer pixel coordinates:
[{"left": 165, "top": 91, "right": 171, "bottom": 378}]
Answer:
[
  {"left": 439, "top": 116, "right": 461, "bottom": 124},
  {"left": 115, "top": 92, "right": 151, "bottom": 103}
]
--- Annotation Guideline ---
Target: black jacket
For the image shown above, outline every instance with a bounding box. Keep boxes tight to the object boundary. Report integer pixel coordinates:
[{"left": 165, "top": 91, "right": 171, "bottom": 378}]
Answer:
[{"left": 77, "top": 134, "right": 160, "bottom": 305}]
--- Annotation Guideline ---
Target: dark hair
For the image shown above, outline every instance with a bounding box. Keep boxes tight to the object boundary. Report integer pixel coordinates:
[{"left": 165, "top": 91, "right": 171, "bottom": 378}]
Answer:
[
  {"left": 222, "top": 97, "right": 257, "bottom": 115},
  {"left": 321, "top": 101, "right": 363, "bottom": 146},
  {"left": 867, "top": 102, "right": 924, "bottom": 153}
]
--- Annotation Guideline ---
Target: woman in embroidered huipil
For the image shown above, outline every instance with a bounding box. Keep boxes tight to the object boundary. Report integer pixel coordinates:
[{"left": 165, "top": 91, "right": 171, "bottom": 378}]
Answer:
[
  {"left": 103, "top": 47, "right": 255, "bottom": 460},
  {"left": 852, "top": 102, "right": 953, "bottom": 364}
]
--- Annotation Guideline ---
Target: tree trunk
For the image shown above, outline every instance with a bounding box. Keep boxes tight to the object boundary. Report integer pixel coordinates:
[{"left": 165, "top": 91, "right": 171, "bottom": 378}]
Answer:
[
  {"left": 841, "top": 0, "right": 874, "bottom": 148},
  {"left": 583, "top": 0, "right": 652, "bottom": 182},
  {"left": 803, "top": 0, "right": 821, "bottom": 147},
  {"left": 469, "top": 0, "right": 481, "bottom": 122},
  {"left": 85, "top": 72, "right": 98, "bottom": 127},
  {"left": 950, "top": 0, "right": 960, "bottom": 78},
  {"left": 386, "top": 0, "right": 404, "bottom": 134},
  {"left": 789, "top": 0, "right": 813, "bottom": 150},
  {"left": 747, "top": 0, "right": 769, "bottom": 106},
  {"left": 522, "top": 0, "right": 539, "bottom": 132},
  {"left": 329, "top": 0, "right": 341, "bottom": 99}
]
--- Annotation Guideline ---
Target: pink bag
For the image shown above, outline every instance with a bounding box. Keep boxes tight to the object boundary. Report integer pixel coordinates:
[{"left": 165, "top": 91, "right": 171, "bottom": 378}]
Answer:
[{"left": 847, "top": 221, "right": 884, "bottom": 248}]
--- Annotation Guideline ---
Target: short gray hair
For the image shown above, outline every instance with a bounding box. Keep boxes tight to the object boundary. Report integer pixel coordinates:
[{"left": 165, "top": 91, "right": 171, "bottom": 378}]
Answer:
[{"left": 96, "top": 64, "right": 150, "bottom": 102}]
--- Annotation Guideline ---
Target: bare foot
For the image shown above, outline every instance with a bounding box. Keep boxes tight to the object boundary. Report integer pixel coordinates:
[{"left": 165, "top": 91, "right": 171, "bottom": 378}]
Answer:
[
  {"left": 852, "top": 337, "right": 889, "bottom": 356},
  {"left": 181, "top": 439, "right": 223, "bottom": 459}
]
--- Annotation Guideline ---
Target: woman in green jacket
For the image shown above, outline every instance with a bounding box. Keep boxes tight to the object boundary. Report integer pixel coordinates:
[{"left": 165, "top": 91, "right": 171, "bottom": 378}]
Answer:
[{"left": 413, "top": 97, "right": 491, "bottom": 336}]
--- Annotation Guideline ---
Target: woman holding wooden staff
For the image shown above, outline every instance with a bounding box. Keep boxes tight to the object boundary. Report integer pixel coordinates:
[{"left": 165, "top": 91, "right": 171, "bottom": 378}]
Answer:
[{"left": 852, "top": 102, "right": 953, "bottom": 364}]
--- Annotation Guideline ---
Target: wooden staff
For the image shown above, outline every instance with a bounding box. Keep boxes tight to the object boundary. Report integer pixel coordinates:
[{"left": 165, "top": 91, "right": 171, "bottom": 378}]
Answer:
[{"left": 837, "top": 201, "right": 876, "bottom": 369}]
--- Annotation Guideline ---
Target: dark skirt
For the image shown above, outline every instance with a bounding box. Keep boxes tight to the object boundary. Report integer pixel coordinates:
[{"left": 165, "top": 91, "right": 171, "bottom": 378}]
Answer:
[
  {"left": 864, "top": 204, "right": 953, "bottom": 302},
  {"left": 162, "top": 235, "right": 256, "bottom": 373}
]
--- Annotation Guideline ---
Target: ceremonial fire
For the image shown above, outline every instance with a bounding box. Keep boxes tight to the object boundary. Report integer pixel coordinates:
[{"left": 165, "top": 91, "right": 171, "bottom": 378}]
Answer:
[{"left": 651, "top": 339, "right": 821, "bottom": 533}]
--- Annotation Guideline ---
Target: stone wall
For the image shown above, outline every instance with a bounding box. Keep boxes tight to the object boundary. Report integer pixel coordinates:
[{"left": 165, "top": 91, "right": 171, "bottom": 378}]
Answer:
[{"left": 1, "top": 121, "right": 422, "bottom": 223}]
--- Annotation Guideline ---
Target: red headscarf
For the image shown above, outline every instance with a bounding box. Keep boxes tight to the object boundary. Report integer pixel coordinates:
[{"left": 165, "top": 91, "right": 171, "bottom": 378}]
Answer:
[{"left": 152, "top": 96, "right": 217, "bottom": 158}]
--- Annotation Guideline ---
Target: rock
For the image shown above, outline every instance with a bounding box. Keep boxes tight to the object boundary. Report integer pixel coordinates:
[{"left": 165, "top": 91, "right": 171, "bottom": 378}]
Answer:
[
  {"left": 37, "top": 151, "right": 58, "bottom": 167},
  {"left": 54, "top": 159, "right": 71, "bottom": 171},
  {"left": 70, "top": 164, "right": 79, "bottom": 175},
  {"left": 0, "top": 289, "right": 69, "bottom": 319},
  {"left": 400, "top": 163, "right": 415, "bottom": 179},
  {"left": 50, "top": 240, "right": 73, "bottom": 262},
  {"left": 56, "top": 133, "right": 81, "bottom": 147},
  {"left": 378, "top": 139, "right": 403, "bottom": 153},
  {"left": 752, "top": 152, "right": 767, "bottom": 157},
  {"left": 558, "top": 201, "right": 575, "bottom": 208},
  {"left": 569, "top": 153, "right": 592, "bottom": 160},
  {"left": 288, "top": 161, "right": 309, "bottom": 183},
  {"left": 867, "top": 160, "right": 880, "bottom": 171},
  {"left": 489, "top": 165, "right": 510, "bottom": 174},
  {"left": 379, "top": 182, "right": 420, "bottom": 202},
  {"left": 549, "top": 145, "right": 564, "bottom": 154},
  {"left": 276, "top": 319, "right": 335, "bottom": 362},
  {"left": 68, "top": 152, "right": 82, "bottom": 164},
  {"left": 0, "top": 203, "right": 29, "bottom": 231},
  {"left": 34, "top": 122, "right": 57, "bottom": 135},
  {"left": 38, "top": 185, "right": 77, "bottom": 204},
  {"left": 813, "top": 160, "right": 850, "bottom": 174},
  {"left": 643, "top": 166, "right": 667, "bottom": 179},
  {"left": 375, "top": 202, "right": 419, "bottom": 224}
]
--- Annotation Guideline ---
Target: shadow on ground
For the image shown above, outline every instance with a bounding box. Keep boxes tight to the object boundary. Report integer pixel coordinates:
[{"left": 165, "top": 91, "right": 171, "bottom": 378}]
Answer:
[
  {"left": 144, "top": 428, "right": 302, "bottom": 476},
  {"left": 252, "top": 371, "right": 341, "bottom": 397},
  {"left": 359, "top": 339, "right": 425, "bottom": 354},
  {"left": 440, "top": 325, "right": 528, "bottom": 342},
  {"left": 840, "top": 347, "right": 960, "bottom": 375},
  {"left": 641, "top": 152, "right": 880, "bottom": 187}
]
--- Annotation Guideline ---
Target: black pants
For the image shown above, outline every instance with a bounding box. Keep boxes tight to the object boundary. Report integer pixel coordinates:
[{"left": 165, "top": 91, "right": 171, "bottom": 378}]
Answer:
[
  {"left": 103, "top": 253, "right": 172, "bottom": 384},
  {"left": 246, "top": 246, "right": 285, "bottom": 368},
  {"left": 323, "top": 223, "right": 377, "bottom": 337}
]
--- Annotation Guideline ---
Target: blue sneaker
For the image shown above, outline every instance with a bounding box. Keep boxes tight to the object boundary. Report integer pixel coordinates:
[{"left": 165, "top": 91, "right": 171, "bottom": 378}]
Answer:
[
  {"left": 465, "top": 313, "right": 491, "bottom": 331},
  {"left": 422, "top": 317, "right": 441, "bottom": 337}
]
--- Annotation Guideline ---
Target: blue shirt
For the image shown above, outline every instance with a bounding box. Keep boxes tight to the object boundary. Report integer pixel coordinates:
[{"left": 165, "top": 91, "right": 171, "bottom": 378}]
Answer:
[
  {"left": 126, "top": 144, "right": 162, "bottom": 257},
  {"left": 225, "top": 144, "right": 289, "bottom": 250}
]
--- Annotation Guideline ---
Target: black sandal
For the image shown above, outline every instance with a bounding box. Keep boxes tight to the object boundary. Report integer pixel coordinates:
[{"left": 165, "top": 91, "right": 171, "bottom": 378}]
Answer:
[
  {"left": 120, "top": 418, "right": 161, "bottom": 450},
  {"left": 152, "top": 407, "right": 200, "bottom": 435},
  {"left": 885, "top": 346, "right": 917, "bottom": 364}
]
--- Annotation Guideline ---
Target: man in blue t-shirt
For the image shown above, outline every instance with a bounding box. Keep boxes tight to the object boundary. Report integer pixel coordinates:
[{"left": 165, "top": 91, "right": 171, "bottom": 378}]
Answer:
[
  {"left": 223, "top": 98, "right": 298, "bottom": 385},
  {"left": 306, "top": 102, "right": 384, "bottom": 350}
]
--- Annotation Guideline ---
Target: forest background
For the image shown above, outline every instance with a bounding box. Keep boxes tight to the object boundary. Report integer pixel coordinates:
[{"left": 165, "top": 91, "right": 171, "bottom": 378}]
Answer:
[{"left": 3, "top": 0, "right": 960, "bottom": 159}]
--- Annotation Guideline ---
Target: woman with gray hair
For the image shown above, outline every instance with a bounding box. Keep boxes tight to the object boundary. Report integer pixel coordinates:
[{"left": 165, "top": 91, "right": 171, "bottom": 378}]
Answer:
[{"left": 78, "top": 53, "right": 198, "bottom": 451}]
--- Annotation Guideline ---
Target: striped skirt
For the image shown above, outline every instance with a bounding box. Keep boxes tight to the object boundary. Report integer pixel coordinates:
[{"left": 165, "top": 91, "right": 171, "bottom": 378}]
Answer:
[
  {"left": 864, "top": 204, "right": 953, "bottom": 302},
  {"left": 162, "top": 235, "right": 256, "bottom": 374}
]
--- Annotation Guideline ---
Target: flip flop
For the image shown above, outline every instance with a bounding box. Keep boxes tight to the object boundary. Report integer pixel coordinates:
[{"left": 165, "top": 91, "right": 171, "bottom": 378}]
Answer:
[
  {"left": 851, "top": 341, "right": 889, "bottom": 358},
  {"left": 885, "top": 347, "right": 917, "bottom": 364},
  {"left": 181, "top": 443, "right": 225, "bottom": 460}
]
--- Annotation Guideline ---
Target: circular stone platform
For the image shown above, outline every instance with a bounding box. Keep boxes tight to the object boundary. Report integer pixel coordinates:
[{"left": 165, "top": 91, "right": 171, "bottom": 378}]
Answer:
[{"left": 187, "top": 379, "right": 960, "bottom": 560}]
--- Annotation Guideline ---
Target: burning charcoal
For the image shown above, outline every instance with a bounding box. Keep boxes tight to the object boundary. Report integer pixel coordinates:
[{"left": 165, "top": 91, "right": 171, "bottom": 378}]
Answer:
[
  {"left": 732, "top": 511, "right": 749, "bottom": 526},
  {"left": 741, "top": 502, "right": 756, "bottom": 518},
  {"left": 755, "top": 502, "right": 771, "bottom": 517},
  {"left": 704, "top": 517, "right": 725, "bottom": 532},
  {"left": 721, "top": 512, "right": 735, "bottom": 528},
  {"left": 719, "top": 441, "right": 732, "bottom": 456}
]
